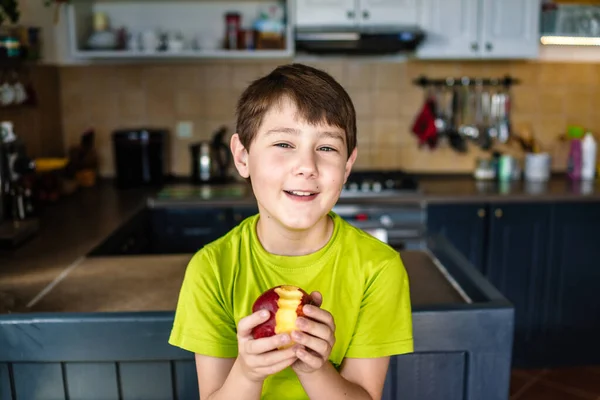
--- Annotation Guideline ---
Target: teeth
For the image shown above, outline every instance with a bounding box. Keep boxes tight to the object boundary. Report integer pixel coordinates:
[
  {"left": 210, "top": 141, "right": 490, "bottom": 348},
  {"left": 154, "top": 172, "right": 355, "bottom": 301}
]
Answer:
[{"left": 289, "top": 191, "right": 313, "bottom": 196}]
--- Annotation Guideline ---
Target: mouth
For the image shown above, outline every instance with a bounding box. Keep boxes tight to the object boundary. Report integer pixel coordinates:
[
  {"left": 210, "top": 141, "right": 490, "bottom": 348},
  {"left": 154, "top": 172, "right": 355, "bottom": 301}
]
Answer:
[{"left": 283, "top": 190, "right": 319, "bottom": 201}]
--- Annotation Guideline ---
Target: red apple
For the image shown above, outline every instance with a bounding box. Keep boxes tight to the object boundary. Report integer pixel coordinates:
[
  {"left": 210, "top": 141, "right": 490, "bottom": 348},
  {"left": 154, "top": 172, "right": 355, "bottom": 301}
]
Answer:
[{"left": 251, "top": 285, "right": 314, "bottom": 346}]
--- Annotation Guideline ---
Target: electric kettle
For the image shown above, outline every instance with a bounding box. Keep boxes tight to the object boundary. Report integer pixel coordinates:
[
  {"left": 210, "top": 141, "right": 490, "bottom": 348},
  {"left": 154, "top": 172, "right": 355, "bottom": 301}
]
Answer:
[{"left": 190, "top": 126, "right": 233, "bottom": 184}]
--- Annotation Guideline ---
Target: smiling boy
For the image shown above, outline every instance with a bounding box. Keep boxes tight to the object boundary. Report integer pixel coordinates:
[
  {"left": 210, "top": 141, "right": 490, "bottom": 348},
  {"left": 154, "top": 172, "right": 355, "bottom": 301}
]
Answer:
[{"left": 169, "top": 63, "right": 413, "bottom": 400}]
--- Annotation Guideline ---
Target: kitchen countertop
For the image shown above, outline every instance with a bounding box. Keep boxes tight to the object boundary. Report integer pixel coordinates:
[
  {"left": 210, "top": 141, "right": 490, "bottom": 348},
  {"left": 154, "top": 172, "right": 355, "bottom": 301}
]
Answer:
[
  {"left": 147, "top": 175, "right": 600, "bottom": 208},
  {"left": 10, "top": 251, "right": 465, "bottom": 314},
  {"left": 2, "top": 174, "right": 600, "bottom": 315},
  {"left": 0, "top": 181, "right": 157, "bottom": 313}
]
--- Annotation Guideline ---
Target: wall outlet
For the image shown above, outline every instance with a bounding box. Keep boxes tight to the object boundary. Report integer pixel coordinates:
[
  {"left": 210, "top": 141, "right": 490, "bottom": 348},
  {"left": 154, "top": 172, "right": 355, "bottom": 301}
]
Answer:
[{"left": 176, "top": 121, "right": 193, "bottom": 138}]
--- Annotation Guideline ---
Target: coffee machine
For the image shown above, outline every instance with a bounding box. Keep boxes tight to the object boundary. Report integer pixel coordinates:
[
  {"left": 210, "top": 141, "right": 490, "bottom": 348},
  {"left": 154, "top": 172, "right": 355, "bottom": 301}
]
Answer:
[{"left": 0, "top": 121, "right": 38, "bottom": 249}]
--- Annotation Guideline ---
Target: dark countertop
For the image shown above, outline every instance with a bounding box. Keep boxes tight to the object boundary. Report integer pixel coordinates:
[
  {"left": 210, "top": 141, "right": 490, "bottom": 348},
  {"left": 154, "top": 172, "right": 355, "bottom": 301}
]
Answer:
[
  {"left": 11, "top": 251, "right": 466, "bottom": 314},
  {"left": 147, "top": 176, "right": 600, "bottom": 208},
  {"left": 0, "top": 181, "right": 157, "bottom": 313},
  {"left": 2, "top": 174, "right": 600, "bottom": 315}
]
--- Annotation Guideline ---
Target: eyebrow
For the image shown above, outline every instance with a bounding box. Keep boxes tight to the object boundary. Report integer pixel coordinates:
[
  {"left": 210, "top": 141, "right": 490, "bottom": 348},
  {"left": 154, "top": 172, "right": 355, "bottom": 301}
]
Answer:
[{"left": 265, "top": 127, "right": 345, "bottom": 142}]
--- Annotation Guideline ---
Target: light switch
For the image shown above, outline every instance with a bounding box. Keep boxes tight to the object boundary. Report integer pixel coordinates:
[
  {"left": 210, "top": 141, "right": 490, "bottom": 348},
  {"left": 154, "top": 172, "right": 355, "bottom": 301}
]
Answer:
[{"left": 176, "top": 121, "right": 193, "bottom": 138}]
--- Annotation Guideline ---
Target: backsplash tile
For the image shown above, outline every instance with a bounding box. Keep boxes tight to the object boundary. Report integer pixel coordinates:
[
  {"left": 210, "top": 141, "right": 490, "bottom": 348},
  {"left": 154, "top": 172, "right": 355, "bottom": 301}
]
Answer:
[{"left": 54, "top": 60, "right": 599, "bottom": 177}]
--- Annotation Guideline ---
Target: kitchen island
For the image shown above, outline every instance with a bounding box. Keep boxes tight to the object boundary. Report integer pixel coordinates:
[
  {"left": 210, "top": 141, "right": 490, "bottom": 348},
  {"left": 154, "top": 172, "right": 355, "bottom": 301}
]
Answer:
[{"left": 0, "top": 240, "right": 513, "bottom": 400}]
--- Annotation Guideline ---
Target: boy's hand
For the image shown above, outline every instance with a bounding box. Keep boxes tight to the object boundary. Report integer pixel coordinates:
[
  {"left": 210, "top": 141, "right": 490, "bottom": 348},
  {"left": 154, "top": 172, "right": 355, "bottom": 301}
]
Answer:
[
  {"left": 291, "top": 291, "right": 336, "bottom": 375},
  {"left": 236, "top": 310, "right": 300, "bottom": 383}
]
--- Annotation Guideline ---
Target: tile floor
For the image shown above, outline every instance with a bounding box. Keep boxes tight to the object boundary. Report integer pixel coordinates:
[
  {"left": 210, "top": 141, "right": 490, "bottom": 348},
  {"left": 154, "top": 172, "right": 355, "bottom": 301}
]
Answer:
[{"left": 511, "top": 366, "right": 600, "bottom": 399}]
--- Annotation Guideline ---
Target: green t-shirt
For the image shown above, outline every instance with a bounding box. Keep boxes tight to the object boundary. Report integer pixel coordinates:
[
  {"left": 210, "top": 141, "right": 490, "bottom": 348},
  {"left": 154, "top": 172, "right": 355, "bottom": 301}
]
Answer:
[{"left": 169, "top": 211, "right": 413, "bottom": 399}]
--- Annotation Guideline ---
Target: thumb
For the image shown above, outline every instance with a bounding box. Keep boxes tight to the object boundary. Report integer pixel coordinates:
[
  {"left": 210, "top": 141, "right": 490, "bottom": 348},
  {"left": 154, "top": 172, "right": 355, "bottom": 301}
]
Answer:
[
  {"left": 237, "top": 310, "right": 270, "bottom": 340},
  {"left": 310, "top": 291, "right": 323, "bottom": 307}
]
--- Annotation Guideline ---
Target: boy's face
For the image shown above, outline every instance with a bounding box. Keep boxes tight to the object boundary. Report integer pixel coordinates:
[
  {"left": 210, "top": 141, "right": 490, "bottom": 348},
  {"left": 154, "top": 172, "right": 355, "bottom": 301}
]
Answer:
[{"left": 231, "top": 98, "right": 357, "bottom": 231}]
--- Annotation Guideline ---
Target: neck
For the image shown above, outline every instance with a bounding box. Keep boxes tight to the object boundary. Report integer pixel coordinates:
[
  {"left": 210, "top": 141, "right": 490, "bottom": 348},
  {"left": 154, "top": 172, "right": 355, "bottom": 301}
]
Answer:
[{"left": 256, "top": 214, "right": 333, "bottom": 256}]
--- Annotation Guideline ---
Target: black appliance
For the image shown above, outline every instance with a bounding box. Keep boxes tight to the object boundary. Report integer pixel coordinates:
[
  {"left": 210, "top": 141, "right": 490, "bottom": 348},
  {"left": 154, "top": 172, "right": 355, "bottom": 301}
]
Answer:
[
  {"left": 190, "top": 126, "right": 233, "bottom": 184},
  {"left": 112, "top": 128, "right": 169, "bottom": 189},
  {"left": 295, "top": 26, "right": 425, "bottom": 55},
  {"left": 0, "top": 122, "right": 38, "bottom": 249}
]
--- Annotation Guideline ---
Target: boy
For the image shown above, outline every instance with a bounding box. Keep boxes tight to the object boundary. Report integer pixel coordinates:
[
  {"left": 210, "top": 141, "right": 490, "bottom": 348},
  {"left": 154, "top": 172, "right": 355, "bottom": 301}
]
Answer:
[{"left": 169, "top": 63, "right": 413, "bottom": 400}]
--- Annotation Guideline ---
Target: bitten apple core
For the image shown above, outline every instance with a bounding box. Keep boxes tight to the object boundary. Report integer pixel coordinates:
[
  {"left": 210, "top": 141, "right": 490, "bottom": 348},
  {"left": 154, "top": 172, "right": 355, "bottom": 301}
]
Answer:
[{"left": 251, "top": 285, "right": 314, "bottom": 344}]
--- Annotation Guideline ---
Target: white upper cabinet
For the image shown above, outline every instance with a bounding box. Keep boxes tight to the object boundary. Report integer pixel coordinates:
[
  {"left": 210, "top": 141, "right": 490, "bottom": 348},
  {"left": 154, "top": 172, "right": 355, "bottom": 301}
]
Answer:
[
  {"left": 480, "top": 0, "right": 540, "bottom": 59},
  {"left": 359, "top": 0, "right": 418, "bottom": 27},
  {"left": 416, "top": 0, "right": 479, "bottom": 59},
  {"left": 416, "top": 0, "right": 541, "bottom": 59},
  {"left": 295, "top": 0, "right": 356, "bottom": 28},
  {"left": 295, "top": 0, "right": 419, "bottom": 28}
]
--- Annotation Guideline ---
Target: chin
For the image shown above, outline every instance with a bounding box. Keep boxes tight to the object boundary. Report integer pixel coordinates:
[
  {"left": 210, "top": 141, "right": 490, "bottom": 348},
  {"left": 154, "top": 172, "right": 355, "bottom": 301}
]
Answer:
[{"left": 267, "top": 207, "right": 330, "bottom": 232}]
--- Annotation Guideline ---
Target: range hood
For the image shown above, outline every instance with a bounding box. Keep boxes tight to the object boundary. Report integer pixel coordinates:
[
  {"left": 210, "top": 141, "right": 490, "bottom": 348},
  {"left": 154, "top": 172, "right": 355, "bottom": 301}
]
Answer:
[{"left": 295, "top": 26, "right": 426, "bottom": 55}]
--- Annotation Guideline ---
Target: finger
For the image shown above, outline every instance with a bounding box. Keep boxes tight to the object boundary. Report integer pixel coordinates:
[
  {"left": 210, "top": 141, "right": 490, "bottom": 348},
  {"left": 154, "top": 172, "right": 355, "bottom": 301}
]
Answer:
[
  {"left": 252, "top": 345, "right": 301, "bottom": 368},
  {"left": 237, "top": 310, "right": 271, "bottom": 339},
  {"left": 301, "top": 306, "right": 336, "bottom": 333},
  {"left": 259, "top": 352, "right": 299, "bottom": 376},
  {"left": 245, "top": 333, "right": 291, "bottom": 355},
  {"left": 292, "top": 330, "right": 331, "bottom": 357},
  {"left": 309, "top": 291, "right": 322, "bottom": 307},
  {"left": 295, "top": 346, "right": 323, "bottom": 369},
  {"left": 296, "top": 308, "right": 335, "bottom": 339}
]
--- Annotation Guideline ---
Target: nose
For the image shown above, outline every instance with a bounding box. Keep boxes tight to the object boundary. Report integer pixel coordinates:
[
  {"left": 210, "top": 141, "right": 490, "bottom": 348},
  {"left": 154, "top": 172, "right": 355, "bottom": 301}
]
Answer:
[{"left": 292, "top": 148, "right": 318, "bottom": 178}]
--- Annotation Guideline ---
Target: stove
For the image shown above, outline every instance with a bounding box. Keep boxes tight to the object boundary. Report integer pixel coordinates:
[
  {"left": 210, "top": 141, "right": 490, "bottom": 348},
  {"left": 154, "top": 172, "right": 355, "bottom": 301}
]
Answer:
[{"left": 340, "top": 170, "right": 420, "bottom": 198}]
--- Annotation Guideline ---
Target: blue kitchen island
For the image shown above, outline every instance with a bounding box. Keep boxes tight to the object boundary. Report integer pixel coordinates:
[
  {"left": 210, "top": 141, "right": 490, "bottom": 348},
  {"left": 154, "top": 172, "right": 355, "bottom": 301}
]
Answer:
[{"left": 0, "top": 234, "right": 513, "bottom": 400}]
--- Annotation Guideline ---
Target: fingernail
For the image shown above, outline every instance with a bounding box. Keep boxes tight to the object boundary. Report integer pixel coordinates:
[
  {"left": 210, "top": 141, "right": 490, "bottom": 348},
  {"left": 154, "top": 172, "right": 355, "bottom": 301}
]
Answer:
[
  {"left": 293, "top": 331, "right": 302, "bottom": 340},
  {"left": 296, "top": 318, "right": 306, "bottom": 327},
  {"left": 260, "top": 310, "right": 269, "bottom": 318},
  {"left": 304, "top": 306, "right": 312, "bottom": 314},
  {"left": 281, "top": 335, "right": 290, "bottom": 343}
]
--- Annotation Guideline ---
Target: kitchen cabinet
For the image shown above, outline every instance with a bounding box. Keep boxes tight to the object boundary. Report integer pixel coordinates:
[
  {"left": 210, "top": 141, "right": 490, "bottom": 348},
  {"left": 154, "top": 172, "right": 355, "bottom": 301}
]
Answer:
[
  {"left": 295, "top": 0, "right": 418, "bottom": 28},
  {"left": 485, "top": 203, "right": 552, "bottom": 366},
  {"left": 544, "top": 203, "right": 600, "bottom": 366},
  {"left": 427, "top": 200, "right": 600, "bottom": 367},
  {"left": 416, "top": 0, "right": 541, "bottom": 59},
  {"left": 426, "top": 203, "right": 486, "bottom": 272}
]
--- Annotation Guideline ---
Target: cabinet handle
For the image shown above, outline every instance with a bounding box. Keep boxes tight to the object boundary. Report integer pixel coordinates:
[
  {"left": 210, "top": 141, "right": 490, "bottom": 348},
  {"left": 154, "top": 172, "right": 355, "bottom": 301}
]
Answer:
[
  {"left": 494, "top": 209, "right": 503, "bottom": 218},
  {"left": 486, "top": 42, "right": 493, "bottom": 51},
  {"left": 347, "top": 10, "right": 355, "bottom": 19},
  {"left": 471, "top": 42, "right": 479, "bottom": 51},
  {"left": 477, "top": 208, "right": 486, "bottom": 218},
  {"left": 362, "top": 10, "right": 369, "bottom": 19}
]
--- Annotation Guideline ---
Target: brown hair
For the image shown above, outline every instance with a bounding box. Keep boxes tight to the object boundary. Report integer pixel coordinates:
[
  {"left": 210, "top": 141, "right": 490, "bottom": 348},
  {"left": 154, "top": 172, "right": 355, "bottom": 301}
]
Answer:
[{"left": 235, "top": 63, "right": 357, "bottom": 158}]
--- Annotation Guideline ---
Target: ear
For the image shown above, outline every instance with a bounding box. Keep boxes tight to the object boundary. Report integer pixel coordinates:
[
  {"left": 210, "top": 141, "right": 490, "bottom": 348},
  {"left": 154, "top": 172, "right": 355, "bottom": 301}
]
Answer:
[
  {"left": 230, "top": 133, "right": 250, "bottom": 178},
  {"left": 343, "top": 147, "right": 358, "bottom": 183}
]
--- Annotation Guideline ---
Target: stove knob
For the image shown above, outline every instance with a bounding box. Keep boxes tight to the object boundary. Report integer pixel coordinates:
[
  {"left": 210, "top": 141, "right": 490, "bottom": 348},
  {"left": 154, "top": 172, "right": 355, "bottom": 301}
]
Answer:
[
  {"left": 380, "top": 215, "right": 393, "bottom": 227},
  {"left": 372, "top": 182, "right": 382, "bottom": 192},
  {"left": 361, "top": 182, "right": 370, "bottom": 192},
  {"left": 349, "top": 182, "right": 359, "bottom": 191},
  {"left": 385, "top": 179, "right": 395, "bottom": 189}
]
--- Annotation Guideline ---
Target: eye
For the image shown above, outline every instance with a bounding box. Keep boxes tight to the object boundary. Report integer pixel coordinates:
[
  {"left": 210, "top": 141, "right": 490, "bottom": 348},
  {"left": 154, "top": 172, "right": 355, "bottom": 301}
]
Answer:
[
  {"left": 274, "top": 143, "right": 292, "bottom": 148},
  {"left": 319, "top": 146, "right": 337, "bottom": 152}
]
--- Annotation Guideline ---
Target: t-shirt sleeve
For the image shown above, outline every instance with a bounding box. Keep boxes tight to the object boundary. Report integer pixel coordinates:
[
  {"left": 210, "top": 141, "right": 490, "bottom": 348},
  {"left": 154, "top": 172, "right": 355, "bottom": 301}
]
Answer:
[
  {"left": 345, "top": 253, "right": 414, "bottom": 358},
  {"left": 168, "top": 249, "right": 238, "bottom": 358}
]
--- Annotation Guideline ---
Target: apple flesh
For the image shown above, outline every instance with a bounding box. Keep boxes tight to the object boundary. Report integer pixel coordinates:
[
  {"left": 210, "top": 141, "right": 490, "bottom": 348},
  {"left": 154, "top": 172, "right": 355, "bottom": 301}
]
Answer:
[{"left": 251, "top": 285, "right": 314, "bottom": 346}]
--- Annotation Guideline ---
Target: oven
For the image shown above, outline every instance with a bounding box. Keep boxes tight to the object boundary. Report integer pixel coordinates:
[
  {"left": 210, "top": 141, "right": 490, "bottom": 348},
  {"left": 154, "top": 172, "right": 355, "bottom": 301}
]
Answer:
[{"left": 332, "top": 202, "right": 427, "bottom": 251}]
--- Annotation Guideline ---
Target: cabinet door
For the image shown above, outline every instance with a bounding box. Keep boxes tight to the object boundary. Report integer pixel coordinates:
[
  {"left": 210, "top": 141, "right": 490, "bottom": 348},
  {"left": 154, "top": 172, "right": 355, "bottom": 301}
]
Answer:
[
  {"left": 416, "top": 0, "right": 480, "bottom": 59},
  {"left": 427, "top": 203, "right": 487, "bottom": 272},
  {"left": 545, "top": 202, "right": 600, "bottom": 366},
  {"left": 295, "top": 0, "right": 357, "bottom": 27},
  {"left": 485, "top": 203, "right": 551, "bottom": 367},
  {"left": 359, "top": 0, "right": 418, "bottom": 27},
  {"left": 480, "top": 0, "right": 541, "bottom": 59}
]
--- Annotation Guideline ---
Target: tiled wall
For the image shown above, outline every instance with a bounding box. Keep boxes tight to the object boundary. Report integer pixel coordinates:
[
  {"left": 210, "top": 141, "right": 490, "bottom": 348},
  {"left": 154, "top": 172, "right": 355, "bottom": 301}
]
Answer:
[{"left": 58, "top": 60, "right": 599, "bottom": 177}]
